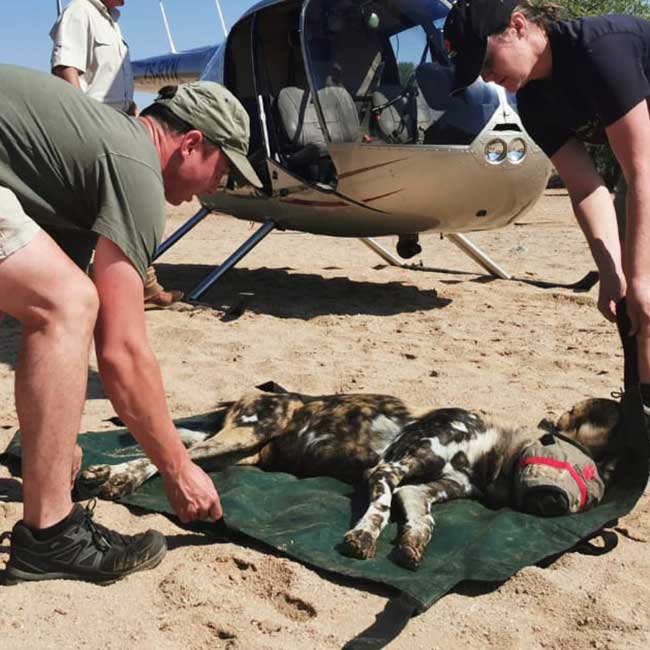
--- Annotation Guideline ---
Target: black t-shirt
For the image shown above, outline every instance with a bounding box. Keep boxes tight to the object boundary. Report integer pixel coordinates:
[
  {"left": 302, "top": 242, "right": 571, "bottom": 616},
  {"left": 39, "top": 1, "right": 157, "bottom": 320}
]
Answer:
[{"left": 517, "top": 15, "right": 650, "bottom": 158}]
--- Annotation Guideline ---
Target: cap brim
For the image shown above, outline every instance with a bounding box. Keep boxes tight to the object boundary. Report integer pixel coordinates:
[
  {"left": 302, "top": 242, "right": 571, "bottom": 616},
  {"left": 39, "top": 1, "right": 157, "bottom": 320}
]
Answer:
[
  {"left": 450, "top": 37, "right": 487, "bottom": 97},
  {"left": 222, "top": 146, "right": 264, "bottom": 189}
]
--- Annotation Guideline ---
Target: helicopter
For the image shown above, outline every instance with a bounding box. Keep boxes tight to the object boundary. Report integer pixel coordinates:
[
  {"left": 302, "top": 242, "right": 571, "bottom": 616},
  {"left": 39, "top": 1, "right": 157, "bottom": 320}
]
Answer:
[{"left": 131, "top": 0, "right": 551, "bottom": 300}]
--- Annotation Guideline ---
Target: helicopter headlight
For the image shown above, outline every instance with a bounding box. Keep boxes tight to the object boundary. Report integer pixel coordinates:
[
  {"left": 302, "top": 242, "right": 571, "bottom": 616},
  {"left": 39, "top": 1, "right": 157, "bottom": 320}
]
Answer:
[
  {"left": 507, "top": 138, "right": 527, "bottom": 164},
  {"left": 485, "top": 139, "right": 507, "bottom": 164}
]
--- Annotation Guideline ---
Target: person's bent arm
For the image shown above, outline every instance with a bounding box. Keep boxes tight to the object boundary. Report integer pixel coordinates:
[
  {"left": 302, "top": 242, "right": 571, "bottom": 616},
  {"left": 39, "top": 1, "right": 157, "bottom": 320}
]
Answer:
[
  {"left": 606, "top": 99, "right": 650, "bottom": 338},
  {"left": 551, "top": 138, "right": 625, "bottom": 322},
  {"left": 52, "top": 65, "right": 82, "bottom": 90},
  {"left": 92, "top": 236, "right": 222, "bottom": 522}
]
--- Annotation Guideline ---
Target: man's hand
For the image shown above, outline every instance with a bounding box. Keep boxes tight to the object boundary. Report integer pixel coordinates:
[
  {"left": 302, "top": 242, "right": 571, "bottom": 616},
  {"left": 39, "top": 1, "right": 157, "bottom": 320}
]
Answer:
[
  {"left": 598, "top": 270, "right": 626, "bottom": 323},
  {"left": 161, "top": 459, "right": 223, "bottom": 523}
]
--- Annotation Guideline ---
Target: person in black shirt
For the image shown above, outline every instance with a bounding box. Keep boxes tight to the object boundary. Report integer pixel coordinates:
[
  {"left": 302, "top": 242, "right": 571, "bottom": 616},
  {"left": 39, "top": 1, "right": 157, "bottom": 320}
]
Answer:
[{"left": 445, "top": 0, "right": 650, "bottom": 407}]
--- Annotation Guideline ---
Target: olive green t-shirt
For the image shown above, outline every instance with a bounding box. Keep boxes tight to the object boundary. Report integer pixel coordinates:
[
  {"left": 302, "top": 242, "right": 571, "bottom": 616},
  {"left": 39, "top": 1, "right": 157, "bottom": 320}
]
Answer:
[{"left": 0, "top": 64, "right": 165, "bottom": 281}]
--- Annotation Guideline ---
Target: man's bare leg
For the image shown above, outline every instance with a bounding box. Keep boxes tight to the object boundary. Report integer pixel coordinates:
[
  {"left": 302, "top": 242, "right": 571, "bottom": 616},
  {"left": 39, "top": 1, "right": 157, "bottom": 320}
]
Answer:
[{"left": 0, "top": 230, "right": 98, "bottom": 529}]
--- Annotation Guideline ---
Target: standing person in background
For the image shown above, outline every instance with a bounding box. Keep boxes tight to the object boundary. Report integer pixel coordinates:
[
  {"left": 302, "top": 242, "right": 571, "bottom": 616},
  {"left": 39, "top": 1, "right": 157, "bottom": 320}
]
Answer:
[
  {"left": 50, "top": 0, "right": 183, "bottom": 308},
  {"left": 444, "top": 0, "right": 650, "bottom": 409}
]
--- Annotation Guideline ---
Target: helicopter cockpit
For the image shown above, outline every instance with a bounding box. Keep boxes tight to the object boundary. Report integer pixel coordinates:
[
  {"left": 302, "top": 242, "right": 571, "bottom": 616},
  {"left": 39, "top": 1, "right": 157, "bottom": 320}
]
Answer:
[
  {"left": 302, "top": 0, "right": 500, "bottom": 147},
  {"left": 222, "top": 0, "right": 505, "bottom": 188}
]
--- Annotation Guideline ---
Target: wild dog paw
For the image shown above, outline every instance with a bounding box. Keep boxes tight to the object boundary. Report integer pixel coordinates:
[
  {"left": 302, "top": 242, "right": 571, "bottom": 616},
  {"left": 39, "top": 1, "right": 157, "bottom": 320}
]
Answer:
[
  {"left": 99, "top": 472, "right": 140, "bottom": 499},
  {"left": 341, "top": 529, "right": 377, "bottom": 560},
  {"left": 395, "top": 543, "right": 423, "bottom": 571},
  {"left": 79, "top": 464, "right": 112, "bottom": 489}
]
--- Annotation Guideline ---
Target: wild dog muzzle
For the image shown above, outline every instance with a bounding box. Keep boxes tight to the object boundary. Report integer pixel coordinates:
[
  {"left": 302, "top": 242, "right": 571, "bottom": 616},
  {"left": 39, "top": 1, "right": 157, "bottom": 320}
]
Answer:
[{"left": 514, "top": 434, "right": 605, "bottom": 516}]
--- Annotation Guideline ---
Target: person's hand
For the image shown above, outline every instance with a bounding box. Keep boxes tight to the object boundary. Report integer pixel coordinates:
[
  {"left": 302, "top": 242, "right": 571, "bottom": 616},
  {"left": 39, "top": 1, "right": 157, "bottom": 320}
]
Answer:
[
  {"left": 161, "top": 459, "right": 223, "bottom": 523},
  {"left": 597, "top": 270, "right": 626, "bottom": 322},
  {"left": 626, "top": 277, "right": 650, "bottom": 337}
]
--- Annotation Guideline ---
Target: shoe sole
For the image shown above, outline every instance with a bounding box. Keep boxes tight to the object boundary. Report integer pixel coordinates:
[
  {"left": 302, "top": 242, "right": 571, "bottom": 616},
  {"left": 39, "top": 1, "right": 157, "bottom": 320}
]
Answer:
[{"left": 2, "top": 543, "right": 167, "bottom": 586}]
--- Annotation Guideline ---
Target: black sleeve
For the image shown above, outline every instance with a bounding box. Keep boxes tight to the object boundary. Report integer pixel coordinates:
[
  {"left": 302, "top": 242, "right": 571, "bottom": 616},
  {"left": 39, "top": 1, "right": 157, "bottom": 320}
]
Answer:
[{"left": 580, "top": 32, "right": 650, "bottom": 127}]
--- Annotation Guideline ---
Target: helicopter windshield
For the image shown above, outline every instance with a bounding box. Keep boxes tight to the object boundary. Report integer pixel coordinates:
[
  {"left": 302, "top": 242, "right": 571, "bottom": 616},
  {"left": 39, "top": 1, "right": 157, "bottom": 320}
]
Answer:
[{"left": 301, "top": 0, "right": 500, "bottom": 146}]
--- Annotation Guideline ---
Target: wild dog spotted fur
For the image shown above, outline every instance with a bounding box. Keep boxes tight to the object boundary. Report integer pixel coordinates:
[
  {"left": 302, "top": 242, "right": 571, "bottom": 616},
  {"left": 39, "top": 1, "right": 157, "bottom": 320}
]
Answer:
[{"left": 80, "top": 393, "right": 625, "bottom": 570}]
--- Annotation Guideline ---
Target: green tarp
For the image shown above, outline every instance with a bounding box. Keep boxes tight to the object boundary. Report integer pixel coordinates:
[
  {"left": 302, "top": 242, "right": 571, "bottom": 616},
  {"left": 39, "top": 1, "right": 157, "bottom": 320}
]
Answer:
[{"left": 3, "top": 410, "right": 648, "bottom": 613}]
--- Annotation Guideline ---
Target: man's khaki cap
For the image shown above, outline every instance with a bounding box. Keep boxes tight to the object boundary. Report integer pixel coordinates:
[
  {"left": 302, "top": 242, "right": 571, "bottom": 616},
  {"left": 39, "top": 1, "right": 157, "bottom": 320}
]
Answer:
[{"left": 154, "top": 81, "right": 263, "bottom": 188}]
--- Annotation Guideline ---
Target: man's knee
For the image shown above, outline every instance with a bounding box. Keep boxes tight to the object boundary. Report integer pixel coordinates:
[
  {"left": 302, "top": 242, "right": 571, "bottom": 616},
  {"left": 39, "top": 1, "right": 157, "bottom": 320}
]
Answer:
[
  {"left": 52, "top": 276, "right": 99, "bottom": 333},
  {"left": 23, "top": 273, "right": 99, "bottom": 336},
  {"left": 1, "top": 230, "right": 99, "bottom": 333}
]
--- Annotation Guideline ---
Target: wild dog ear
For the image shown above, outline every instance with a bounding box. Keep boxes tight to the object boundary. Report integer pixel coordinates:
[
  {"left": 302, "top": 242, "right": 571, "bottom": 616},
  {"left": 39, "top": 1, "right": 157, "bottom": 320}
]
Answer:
[
  {"left": 537, "top": 418, "right": 557, "bottom": 435},
  {"left": 255, "top": 381, "right": 291, "bottom": 394}
]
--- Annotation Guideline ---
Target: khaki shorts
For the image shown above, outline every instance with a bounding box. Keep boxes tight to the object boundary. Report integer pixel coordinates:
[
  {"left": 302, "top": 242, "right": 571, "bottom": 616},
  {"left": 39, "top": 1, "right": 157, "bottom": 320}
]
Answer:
[{"left": 0, "top": 186, "right": 41, "bottom": 259}]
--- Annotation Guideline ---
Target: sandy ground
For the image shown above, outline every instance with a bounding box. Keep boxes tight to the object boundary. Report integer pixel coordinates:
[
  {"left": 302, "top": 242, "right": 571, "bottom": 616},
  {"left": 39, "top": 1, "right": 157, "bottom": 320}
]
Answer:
[{"left": 1, "top": 191, "right": 650, "bottom": 650}]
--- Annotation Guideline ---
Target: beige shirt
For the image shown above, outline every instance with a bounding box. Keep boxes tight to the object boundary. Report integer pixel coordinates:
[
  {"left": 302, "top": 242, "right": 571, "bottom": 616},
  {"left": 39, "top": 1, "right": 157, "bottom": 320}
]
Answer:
[{"left": 50, "top": 0, "right": 134, "bottom": 112}]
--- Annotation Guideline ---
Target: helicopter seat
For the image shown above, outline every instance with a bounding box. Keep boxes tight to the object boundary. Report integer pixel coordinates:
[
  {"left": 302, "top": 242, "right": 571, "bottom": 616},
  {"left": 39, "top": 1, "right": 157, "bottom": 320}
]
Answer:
[
  {"left": 371, "top": 84, "right": 439, "bottom": 144},
  {"left": 276, "top": 85, "right": 360, "bottom": 183}
]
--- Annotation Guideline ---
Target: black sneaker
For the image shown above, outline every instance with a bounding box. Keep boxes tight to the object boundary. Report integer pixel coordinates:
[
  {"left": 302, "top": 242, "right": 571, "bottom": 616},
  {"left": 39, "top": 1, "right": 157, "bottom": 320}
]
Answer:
[{"left": 1, "top": 500, "right": 167, "bottom": 585}]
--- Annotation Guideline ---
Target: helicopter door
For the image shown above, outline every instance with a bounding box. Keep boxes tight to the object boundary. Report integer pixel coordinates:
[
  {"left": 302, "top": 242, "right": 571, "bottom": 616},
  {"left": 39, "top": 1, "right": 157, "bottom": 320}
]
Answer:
[
  {"left": 246, "top": 0, "right": 344, "bottom": 186},
  {"left": 301, "top": 0, "right": 390, "bottom": 146}
]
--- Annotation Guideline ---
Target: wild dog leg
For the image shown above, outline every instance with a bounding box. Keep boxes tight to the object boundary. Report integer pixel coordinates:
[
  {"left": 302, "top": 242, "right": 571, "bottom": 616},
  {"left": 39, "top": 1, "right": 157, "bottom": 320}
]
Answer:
[
  {"left": 79, "top": 427, "right": 212, "bottom": 498},
  {"left": 342, "top": 459, "right": 416, "bottom": 560},
  {"left": 82, "top": 458, "right": 159, "bottom": 499},
  {"left": 394, "top": 474, "right": 477, "bottom": 570}
]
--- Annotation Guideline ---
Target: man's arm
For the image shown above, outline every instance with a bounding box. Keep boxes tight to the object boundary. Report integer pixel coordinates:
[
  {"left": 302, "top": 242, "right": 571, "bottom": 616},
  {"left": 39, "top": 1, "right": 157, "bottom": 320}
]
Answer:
[
  {"left": 606, "top": 99, "right": 650, "bottom": 337},
  {"left": 50, "top": 4, "right": 89, "bottom": 87},
  {"left": 551, "top": 138, "right": 625, "bottom": 321},
  {"left": 52, "top": 65, "right": 82, "bottom": 89},
  {"left": 92, "top": 236, "right": 222, "bottom": 522}
]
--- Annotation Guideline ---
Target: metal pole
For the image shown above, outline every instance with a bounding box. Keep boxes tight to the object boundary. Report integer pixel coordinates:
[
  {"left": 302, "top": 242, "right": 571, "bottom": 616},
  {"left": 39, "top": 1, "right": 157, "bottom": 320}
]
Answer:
[
  {"left": 446, "top": 233, "right": 511, "bottom": 279},
  {"left": 214, "top": 0, "right": 228, "bottom": 38},
  {"left": 189, "top": 220, "right": 276, "bottom": 300},
  {"left": 359, "top": 237, "right": 406, "bottom": 267},
  {"left": 153, "top": 206, "right": 211, "bottom": 260},
  {"left": 159, "top": 0, "right": 177, "bottom": 53},
  {"left": 258, "top": 95, "right": 272, "bottom": 159}
]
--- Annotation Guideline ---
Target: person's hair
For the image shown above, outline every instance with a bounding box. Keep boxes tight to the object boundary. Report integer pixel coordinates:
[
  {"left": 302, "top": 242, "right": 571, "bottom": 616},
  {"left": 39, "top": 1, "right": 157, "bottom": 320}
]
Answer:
[
  {"left": 140, "top": 86, "right": 195, "bottom": 134},
  {"left": 140, "top": 85, "right": 217, "bottom": 152},
  {"left": 512, "top": 2, "right": 566, "bottom": 33}
]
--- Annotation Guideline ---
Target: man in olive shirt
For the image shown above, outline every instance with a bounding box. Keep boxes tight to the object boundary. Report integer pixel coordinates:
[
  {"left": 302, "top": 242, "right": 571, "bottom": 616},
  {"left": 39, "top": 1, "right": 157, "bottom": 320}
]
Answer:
[
  {"left": 50, "top": 0, "right": 183, "bottom": 308},
  {"left": 0, "top": 64, "right": 262, "bottom": 584}
]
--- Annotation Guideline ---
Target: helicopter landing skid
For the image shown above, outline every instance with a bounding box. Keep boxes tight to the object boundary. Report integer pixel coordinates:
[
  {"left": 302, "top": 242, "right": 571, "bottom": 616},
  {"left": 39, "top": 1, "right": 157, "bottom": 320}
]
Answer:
[
  {"left": 188, "top": 220, "right": 277, "bottom": 301},
  {"left": 153, "top": 208, "right": 511, "bottom": 302},
  {"left": 361, "top": 234, "right": 511, "bottom": 280}
]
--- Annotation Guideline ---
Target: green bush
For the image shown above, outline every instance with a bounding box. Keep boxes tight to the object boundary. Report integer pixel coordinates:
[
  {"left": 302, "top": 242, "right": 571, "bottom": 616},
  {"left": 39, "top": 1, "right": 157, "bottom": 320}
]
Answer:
[{"left": 561, "top": 1, "right": 649, "bottom": 18}]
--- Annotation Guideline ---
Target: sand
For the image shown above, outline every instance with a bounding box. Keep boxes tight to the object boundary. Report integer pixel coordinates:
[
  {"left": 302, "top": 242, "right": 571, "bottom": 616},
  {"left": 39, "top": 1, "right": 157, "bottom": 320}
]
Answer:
[{"left": 1, "top": 190, "right": 649, "bottom": 650}]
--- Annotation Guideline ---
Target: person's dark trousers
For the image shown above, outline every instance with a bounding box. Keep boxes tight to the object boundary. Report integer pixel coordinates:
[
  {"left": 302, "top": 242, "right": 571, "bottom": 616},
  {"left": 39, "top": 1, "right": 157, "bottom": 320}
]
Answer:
[{"left": 44, "top": 226, "right": 98, "bottom": 272}]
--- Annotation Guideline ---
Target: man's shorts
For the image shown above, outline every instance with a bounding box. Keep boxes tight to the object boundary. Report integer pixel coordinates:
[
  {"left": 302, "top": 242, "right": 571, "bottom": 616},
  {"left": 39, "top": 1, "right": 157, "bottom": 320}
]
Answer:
[{"left": 0, "top": 187, "right": 40, "bottom": 260}]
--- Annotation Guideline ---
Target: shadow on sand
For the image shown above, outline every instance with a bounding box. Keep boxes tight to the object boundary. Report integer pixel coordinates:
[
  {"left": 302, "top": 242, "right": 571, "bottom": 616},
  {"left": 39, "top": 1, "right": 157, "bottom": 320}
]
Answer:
[{"left": 154, "top": 263, "right": 451, "bottom": 319}]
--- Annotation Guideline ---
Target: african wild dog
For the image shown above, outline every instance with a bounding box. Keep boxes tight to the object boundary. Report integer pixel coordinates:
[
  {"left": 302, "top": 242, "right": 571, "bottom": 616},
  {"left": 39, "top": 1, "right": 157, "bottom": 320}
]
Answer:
[{"left": 79, "top": 392, "right": 625, "bottom": 570}]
